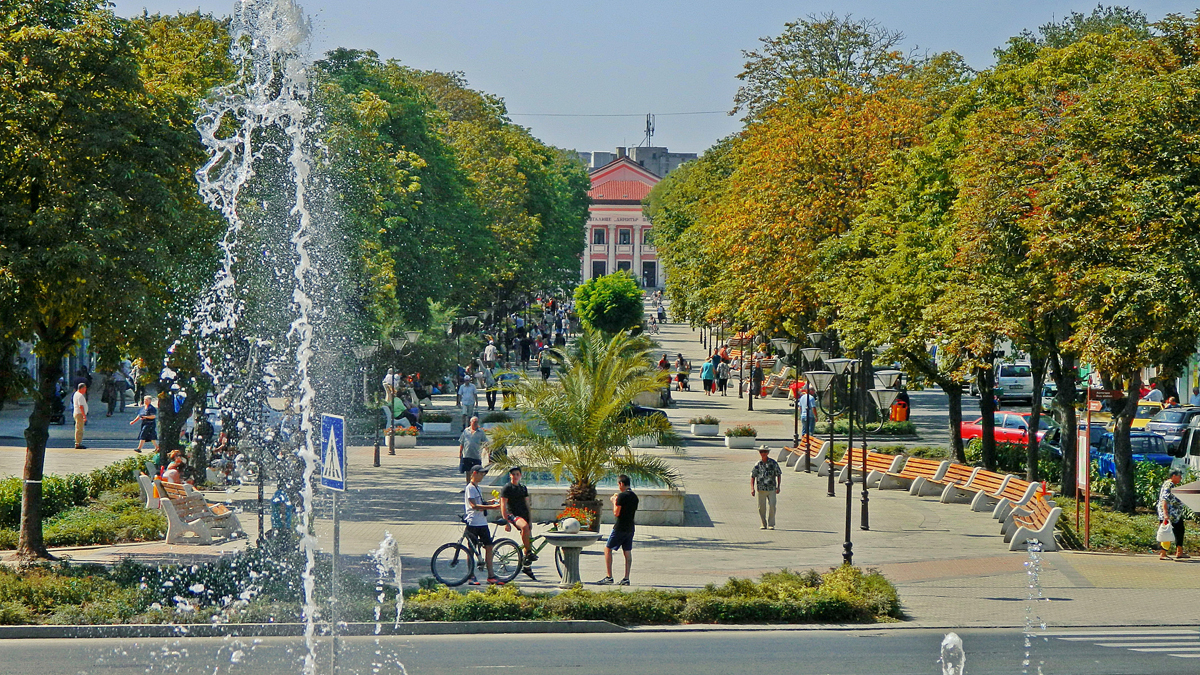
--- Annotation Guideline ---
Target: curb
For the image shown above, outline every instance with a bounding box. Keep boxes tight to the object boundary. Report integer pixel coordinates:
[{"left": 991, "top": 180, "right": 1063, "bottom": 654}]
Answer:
[{"left": 0, "top": 620, "right": 627, "bottom": 640}]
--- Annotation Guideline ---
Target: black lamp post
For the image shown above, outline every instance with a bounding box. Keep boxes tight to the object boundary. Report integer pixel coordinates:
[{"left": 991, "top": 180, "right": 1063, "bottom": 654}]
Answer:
[
  {"left": 353, "top": 344, "right": 380, "bottom": 466},
  {"left": 867, "top": 375, "right": 902, "bottom": 532},
  {"left": 804, "top": 369, "right": 836, "bottom": 477},
  {"left": 798, "top": 347, "right": 823, "bottom": 470},
  {"left": 824, "top": 358, "right": 860, "bottom": 566}
]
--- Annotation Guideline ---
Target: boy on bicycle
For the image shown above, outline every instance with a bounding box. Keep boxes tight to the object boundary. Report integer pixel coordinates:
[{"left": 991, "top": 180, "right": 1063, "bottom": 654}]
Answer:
[
  {"left": 465, "top": 466, "right": 502, "bottom": 585},
  {"left": 499, "top": 467, "right": 535, "bottom": 575}
]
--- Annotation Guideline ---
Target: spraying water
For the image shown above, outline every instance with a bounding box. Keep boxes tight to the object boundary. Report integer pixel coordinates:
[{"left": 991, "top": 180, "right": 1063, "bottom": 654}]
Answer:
[
  {"left": 371, "top": 532, "right": 404, "bottom": 633},
  {"left": 1022, "top": 539, "right": 1048, "bottom": 675},
  {"left": 938, "top": 632, "right": 965, "bottom": 675}
]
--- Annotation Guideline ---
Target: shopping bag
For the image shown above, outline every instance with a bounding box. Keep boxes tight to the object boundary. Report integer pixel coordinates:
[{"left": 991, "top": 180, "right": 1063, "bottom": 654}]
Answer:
[{"left": 1156, "top": 521, "right": 1175, "bottom": 544}]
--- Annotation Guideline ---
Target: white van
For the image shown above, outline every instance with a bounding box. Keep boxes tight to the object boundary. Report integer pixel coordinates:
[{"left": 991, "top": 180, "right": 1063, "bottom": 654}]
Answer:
[
  {"left": 1172, "top": 419, "right": 1200, "bottom": 474},
  {"left": 996, "top": 362, "right": 1035, "bottom": 404}
]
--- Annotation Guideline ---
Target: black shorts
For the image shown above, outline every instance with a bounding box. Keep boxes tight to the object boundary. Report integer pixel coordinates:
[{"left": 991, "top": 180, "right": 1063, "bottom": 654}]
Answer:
[
  {"left": 459, "top": 457, "right": 481, "bottom": 473},
  {"left": 465, "top": 524, "right": 494, "bottom": 547},
  {"left": 606, "top": 529, "right": 634, "bottom": 551}
]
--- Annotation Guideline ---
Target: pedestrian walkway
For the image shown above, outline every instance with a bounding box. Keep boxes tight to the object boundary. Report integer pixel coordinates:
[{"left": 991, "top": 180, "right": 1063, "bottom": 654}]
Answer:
[
  {"left": 2, "top": 308, "right": 1199, "bottom": 629},
  {"left": 1045, "top": 629, "right": 1200, "bottom": 659}
]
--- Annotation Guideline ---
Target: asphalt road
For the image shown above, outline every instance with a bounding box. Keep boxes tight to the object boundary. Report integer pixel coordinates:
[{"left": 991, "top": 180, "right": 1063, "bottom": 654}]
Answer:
[{"left": 8, "top": 627, "right": 1199, "bottom": 675}]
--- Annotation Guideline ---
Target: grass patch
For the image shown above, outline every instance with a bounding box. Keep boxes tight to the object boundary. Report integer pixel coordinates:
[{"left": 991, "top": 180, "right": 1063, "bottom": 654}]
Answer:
[
  {"left": 1055, "top": 496, "right": 1199, "bottom": 555},
  {"left": 0, "top": 456, "right": 146, "bottom": 528},
  {"left": 818, "top": 420, "right": 916, "bottom": 436},
  {"left": 0, "top": 484, "right": 166, "bottom": 550}
]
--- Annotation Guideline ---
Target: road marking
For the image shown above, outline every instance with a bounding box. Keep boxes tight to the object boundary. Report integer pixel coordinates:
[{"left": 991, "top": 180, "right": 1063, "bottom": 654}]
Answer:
[{"left": 1045, "top": 629, "right": 1200, "bottom": 660}]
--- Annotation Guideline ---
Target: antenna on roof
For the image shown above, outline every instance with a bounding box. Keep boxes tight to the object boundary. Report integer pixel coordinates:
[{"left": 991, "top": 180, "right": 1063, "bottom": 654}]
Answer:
[{"left": 641, "top": 113, "right": 654, "bottom": 147}]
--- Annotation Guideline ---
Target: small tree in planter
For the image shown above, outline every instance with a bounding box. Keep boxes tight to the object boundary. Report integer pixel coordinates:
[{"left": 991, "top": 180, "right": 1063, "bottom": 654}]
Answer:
[
  {"left": 689, "top": 415, "right": 721, "bottom": 436},
  {"left": 490, "top": 327, "right": 684, "bottom": 530},
  {"left": 481, "top": 411, "right": 512, "bottom": 429},
  {"left": 724, "top": 424, "right": 758, "bottom": 449}
]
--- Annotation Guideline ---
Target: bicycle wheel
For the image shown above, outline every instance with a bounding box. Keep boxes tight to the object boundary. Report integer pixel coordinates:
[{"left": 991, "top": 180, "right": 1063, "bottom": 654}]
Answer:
[
  {"left": 553, "top": 546, "right": 566, "bottom": 580},
  {"left": 431, "top": 542, "right": 474, "bottom": 587},
  {"left": 491, "top": 538, "right": 523, "bottom": 583}
]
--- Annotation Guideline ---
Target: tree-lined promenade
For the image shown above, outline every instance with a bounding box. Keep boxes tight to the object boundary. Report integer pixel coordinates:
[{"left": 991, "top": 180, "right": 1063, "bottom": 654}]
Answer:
[{"left": 646, "top": 8, "right": 1200, "bottom": 514}]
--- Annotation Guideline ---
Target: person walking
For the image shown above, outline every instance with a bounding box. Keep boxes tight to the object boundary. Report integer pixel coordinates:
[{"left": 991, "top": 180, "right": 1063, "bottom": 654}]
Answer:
[
  {"left": 597, "top": 475, "right": 639, "bottom": 586},
  {"left": 750, "top": 359, "right": 765, "bottom": 400},
  {"left": 1158, "top": 469, "right": 1191, "bottom": 560},
  {"left": 458, "top": 376, "right": 478, "bottom": 429},
  {"left": 464, "top": 466, "right": 502, "bottom": 585},
  {"left": 716, "top": 358, "right": 730, "bottom": 396},
  {"left": 797, "top": 386, "right": 818, "bottom": 436},
  {"left": 130, "top": 395, "right": 159, "bottom": 455},
  {"left": 751, "top": 447, "right": 783, "bottom": 530},
  {"left": 499, "top": 466, "right": 537, "bottom": 577},
  {"left": 482, "top": 364, "right": 498, "bottom": 411},
  {"left": 538, "top": 347, "right": 553, "bottom": 382},
  {"left": 72, "top": 382, "right": 88, "bottom": 449},
  {"left": 458, "top": 416, "right": 488, "bottom": 478},
  {"left": 483, "top": 340, "right": 498, "bottom": 370},
  {"left": 102, "top": 372, "right": 119, "bottom": 417},
  {"left": 700, "top": 358, "right": 715, "bottom": 396}
]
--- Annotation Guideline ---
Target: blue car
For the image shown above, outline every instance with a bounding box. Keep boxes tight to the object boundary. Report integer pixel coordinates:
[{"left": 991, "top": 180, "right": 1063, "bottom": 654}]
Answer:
[{"left": 1091, "top": 432, "right": 1171, "bottom": 477}]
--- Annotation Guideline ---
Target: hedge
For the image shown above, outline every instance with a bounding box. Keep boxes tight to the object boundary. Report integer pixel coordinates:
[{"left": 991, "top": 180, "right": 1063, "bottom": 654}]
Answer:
[{"left": 0, "top": 456, "right": 145, "bottom": 528}]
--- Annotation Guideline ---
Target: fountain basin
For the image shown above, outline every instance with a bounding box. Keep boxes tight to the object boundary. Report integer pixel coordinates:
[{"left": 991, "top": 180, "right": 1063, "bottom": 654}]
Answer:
[{"left": 541, "top": 532, "right": 602, "bottom": 588}]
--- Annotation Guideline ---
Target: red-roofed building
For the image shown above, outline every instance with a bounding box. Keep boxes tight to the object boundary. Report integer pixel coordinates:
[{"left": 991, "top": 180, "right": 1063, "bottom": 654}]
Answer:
[{"left": 582, "top": 147, "right": 692, "bottom": 288}]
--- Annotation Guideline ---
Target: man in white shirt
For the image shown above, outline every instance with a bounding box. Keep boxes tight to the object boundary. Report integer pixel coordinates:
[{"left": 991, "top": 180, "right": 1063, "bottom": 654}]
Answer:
[
  {"left": 483, "top": 341, "right": 498, "bottom": 369},
  {"left": 1145, "top": 383, "right": 1165, "bottom": 402},
  {"left": 463, "top": 466, "right": 501, "bottom": 584},
  {"left": 797, "top": 386, "right": 818, "bottom": 437},
  {"left": 72, "top": 383, "right": 89, "bottom": 449},
  {"left": 458, "top": 377, "right": 478, "bottom": 428}
]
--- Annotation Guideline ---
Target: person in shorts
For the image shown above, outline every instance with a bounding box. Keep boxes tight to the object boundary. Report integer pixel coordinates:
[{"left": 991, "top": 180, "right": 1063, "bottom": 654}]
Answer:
[
  {"left": 464, "top": 466, "right": 502, "bottom": 584},
  {"left": 598, "top": 474, "right": 638, "bottom": 586},
  {"left": 458, "top": 416, "right": 488, "bottom": 479},
  {"left": 130, "top": 395, "right": 158, "bottom": 455},
  {"left": 499, "top": 467, "right": 536, "bottom": 577}
]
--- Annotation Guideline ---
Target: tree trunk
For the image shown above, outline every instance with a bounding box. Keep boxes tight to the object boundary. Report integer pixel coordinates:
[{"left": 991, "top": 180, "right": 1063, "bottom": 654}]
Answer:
[
  {"left": 976, "top": 365, "right": 997, "bottom": 470},
  {"left": 1025, "top": 355, "right": 1048, "bottom": 481},
  {"left": 19, "top": 326, "right": 75, "bottom": 560},
  {"left": 944, "top": 381, "right": 966, "bottom": 463},
  {"left": 1112, "top": 372, "right": 1141, "bottom": 514},
  {"left": 1050, "top": 351, "right": 1078, "bottom": 491}
]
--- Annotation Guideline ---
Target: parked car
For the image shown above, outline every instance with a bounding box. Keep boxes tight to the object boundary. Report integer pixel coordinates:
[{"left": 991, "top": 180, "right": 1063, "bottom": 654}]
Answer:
[
  {"left": 1129, "top": 401, "right": 1165, "bottom": 431},
  {"left": 1092, "top": 432, "right": 1172, "bottom": 477},
  {"left": 960, "top": 411, "right": 1055, "bottom": 445},
  {"left": 1143, "top": 406, "right": 1200, "bottom": 452},
  {"left": 1042, "top": 422, "right": 1107, "bottom": 459},
  {"left": 995, "top": 363, "right": 1035, "bottom": 403},
  {"left": 1171, "top": 417, "right": 1200, "bottom": 474}
]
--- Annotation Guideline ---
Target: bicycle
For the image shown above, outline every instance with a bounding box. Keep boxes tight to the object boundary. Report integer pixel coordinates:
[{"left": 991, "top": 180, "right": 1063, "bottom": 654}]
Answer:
[{"left": 430, "top": 516, "right": 524, "bottom": 586}]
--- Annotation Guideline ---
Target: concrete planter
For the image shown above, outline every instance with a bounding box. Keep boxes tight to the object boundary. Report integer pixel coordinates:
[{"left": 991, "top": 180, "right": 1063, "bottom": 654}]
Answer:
[
  {"left": 724, "top": 435, "right": 757, "bottom": 449},
  {"left": 393, "top": 435, "right": 417, "bottom": 448},
  {"left": 691, "top": 424, "right": 720, "bottom": 436},
  {"left": 629, "top": 434, "right": 658, "bottom": 448},
  {"left": 481, "top": 423, "right": 501, "bottom": 431},
  {"left": 422, "top": 422, "right": 453, "bottom": 434}
]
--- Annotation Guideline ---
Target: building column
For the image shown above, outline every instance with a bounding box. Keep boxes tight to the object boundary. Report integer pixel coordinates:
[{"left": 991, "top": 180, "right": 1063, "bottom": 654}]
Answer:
[
  {"left": 633, "top": 225, "right": 642, "bottom": 286},
  {"left": 607, "top": 224, "right": 616, "bottom": 276}
]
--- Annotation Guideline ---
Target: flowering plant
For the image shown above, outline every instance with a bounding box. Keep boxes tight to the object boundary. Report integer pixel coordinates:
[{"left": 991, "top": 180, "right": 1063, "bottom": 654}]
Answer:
[
  {"left": 387, "top": 426, "right": 419, "bottom": 436},
  {"left": 555, "top": 506, "right": 596, "bottom": 530}
]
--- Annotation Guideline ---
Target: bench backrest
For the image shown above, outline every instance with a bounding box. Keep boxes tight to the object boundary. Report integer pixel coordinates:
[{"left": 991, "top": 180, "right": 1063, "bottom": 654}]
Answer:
[
  {"left": 1018, "top": 495, "right": 1055, "bottom": 526},
  {"left": 834, "top": 446, "right": 869, "bottom": 467},
  {"left": 1000, "top": 477, "right": 1033, "bottom": 499},
  {"left": 939, "top": 464, "right": 979, "bottom": 485},
  {"left": 965, "top": 470, "right": 1010, "bottom": 493},
  {"left": 897, "top": 457, "right": 947, "bottom": 479},
  {"left": 155, "top": 479, "right": 212, "bottom": 519},
  {"left": 789, "top": 436, "right": 825, "bottom": 456}
]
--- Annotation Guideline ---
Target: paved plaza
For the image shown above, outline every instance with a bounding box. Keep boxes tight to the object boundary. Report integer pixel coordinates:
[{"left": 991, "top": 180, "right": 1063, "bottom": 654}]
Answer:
[{"left": 2, "top": 316, "right": 1198, "bottom": 629}]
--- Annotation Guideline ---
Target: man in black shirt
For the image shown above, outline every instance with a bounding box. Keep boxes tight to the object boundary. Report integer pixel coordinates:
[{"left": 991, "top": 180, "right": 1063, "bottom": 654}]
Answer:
[
  {"left": 598, "top": 474, "right": 638, "bottom": 586},
  {"left": 499, "top": 467, "right": 536, "bottom": 566}
]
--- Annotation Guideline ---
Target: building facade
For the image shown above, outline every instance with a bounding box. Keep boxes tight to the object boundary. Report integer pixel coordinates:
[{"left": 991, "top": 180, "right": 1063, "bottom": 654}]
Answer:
[{"left": 580, "top": 147, "right": 696, "bottom": 289}]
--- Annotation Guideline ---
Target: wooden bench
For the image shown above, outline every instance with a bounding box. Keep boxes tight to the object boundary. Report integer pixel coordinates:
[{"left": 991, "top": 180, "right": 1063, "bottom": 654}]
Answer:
[
  {"left": 911, "top": 463, "right": 979, "bottom": 497},
  {"left": 136, "top": 474, "right": 160, "bottom": 510},
  {"left": 876, "top": 457, "right": 949, "bottom": 491},
  {"left": 818, "top": 445, "right": 868, "bottom": 478},
  {"left": 839, "top": 451, "right": 907, "bottom": 488},
  {"left": 1003, "top": 494, "right": 1061, "bottom": 551},
  {"left": 155, "top": 478, "right": 243, "bottom": 545},
  {"left": 775, "top": 436, "right": 829, "bottom": 471},
  {"left": 940, "top": 469, "right": 1010, "bottom": 504},
  {"left": 977, "top": 477, "right": 1047, "bottom": 518}
]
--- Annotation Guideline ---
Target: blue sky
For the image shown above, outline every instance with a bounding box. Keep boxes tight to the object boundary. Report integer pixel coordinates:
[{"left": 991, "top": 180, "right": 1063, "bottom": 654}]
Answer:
[{"left": 113, "top": 1, "right": 1200, "bottom": 155}]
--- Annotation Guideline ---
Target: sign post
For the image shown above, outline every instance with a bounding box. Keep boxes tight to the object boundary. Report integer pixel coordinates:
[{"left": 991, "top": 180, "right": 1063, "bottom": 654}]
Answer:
[
  {"left": 320, "top": 414, "right": 346, "bottom": 674},
  {"left": 1079, "top": 389, "right": 1118, "bottom": 549}
]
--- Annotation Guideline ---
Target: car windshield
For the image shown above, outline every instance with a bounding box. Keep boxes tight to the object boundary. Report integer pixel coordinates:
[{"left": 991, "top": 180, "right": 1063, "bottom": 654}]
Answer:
[
  {"left": 1000, "top": 364, "right": 1031, "bottom": 378},
  {"left": 1136, "top": 405, "right": 1160, "bottom": 418},
  {"left": 1151, "top": 410, "right": 1190, "bottom": 424},
  {"left": 1131, "top": 436, "right": 1166, "bottom": 454}
]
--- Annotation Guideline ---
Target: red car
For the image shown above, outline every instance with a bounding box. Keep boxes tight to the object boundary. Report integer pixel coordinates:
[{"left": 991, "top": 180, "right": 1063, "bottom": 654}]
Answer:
[{"left": 960, "top": 412, "right": 1053, "bottom": 444}]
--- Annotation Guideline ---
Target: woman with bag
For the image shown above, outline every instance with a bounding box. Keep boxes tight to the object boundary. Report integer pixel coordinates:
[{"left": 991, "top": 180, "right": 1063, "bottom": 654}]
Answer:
[{"left": 1158, "top": 469, "right": 1191, "bottom": 560}]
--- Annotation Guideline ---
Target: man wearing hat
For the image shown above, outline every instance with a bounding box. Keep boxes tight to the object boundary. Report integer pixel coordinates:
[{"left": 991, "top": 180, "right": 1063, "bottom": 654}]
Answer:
[
  {"left": 465, "top": 465, "right": 502, "bottom": 584},
  {"left": 751, "top": 447, "right": 783, "bottom": 530}
]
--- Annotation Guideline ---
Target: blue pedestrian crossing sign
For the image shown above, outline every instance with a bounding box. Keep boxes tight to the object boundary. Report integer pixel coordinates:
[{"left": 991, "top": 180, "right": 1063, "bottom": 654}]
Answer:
[{"left": 320, "top": 414, "right": 346, "bottom": 491}]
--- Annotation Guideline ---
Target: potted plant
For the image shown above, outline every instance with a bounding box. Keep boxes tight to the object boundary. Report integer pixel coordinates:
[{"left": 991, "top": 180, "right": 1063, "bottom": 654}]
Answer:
[
  {"left": 389, "top": 426, "right": 418, "bottom": 447},
  {"left": 724, "top": 424, "right": 758, "bottom": 449},
  {"left": 422, "top": 411, "right": 453, "bottom": 434},
  {"left": 481, "top": 411, "right": 512, "bottom": 430},
  {"left": 690, "top": 415, "right": 720, "bottom": 436},
  {"left": 490, "top": 327, "right": 684, "bottom": 531}
]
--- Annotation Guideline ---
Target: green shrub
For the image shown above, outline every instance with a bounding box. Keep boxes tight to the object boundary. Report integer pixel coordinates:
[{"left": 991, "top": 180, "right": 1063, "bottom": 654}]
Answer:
[
  {"left": 0, "top": 489, "right": 166, "bottom": 550},
  {"left": 1056, "top": 496, "right": 1200, "bottom": 554},
  {"left": 724, "top": 424, "right": 757, "bottom": 438},
  {"left": 905, "top": 446, "right": 949, "bottom": 459},
  {"left": 482, "top": 412, "right": 512, "bottom": 424},
  {"left": 819, "top": 420, "right": 916, "bottom": 436},
  {"left": 689, "top": 415, "right": 720, "bottom": 426},
  {"left": 964, "top": 439, "right": 1027, "bottom": 473},
  {"left": 423, "top": 412, "right": 453, "bottom": 423},
  {"left": 0, "top": 456, "right": 145, "bottom": 528}
]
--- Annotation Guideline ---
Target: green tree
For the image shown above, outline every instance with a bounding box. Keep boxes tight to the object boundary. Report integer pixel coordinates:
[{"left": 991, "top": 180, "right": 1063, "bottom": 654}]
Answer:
[
  {"left": 573, "top": 273, "right": 645, "bottom": 335},
  {"left": 0, "top": 0, "right": 221, "bottom": 557},
  {"left": 490, "top": 327, "right": 682, "bottom": 503}
]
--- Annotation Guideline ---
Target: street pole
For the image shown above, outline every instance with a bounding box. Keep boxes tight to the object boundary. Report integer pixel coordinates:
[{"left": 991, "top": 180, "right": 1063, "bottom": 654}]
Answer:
[
  {"left": 330, "top": 491, "right": 340, "bottom": 674},
  {"left": 828, "top": 381, "right": 837, "bottom": 497},
  {"left": 860, "top": 356, "right": 870, "bottom": 531},
  {"left": 844, "top": 361, "right": 855, "bottom": 566},
  {"left": 373, "top": 412, "right": 381, "bottom": 468},
  {"left": 738, "top": 330, "right": 745, "bottom": 399}
]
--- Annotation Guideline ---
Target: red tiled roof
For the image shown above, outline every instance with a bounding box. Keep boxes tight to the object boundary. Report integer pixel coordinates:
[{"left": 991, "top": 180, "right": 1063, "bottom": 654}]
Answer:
[{"left": 589, "top": 180, "right": 652, "bottom": 201}]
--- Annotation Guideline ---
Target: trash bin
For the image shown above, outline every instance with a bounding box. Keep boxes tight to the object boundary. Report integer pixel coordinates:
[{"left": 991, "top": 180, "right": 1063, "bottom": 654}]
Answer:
[{"left": 891, "top": 401, "right": 909, "bottom": 422}]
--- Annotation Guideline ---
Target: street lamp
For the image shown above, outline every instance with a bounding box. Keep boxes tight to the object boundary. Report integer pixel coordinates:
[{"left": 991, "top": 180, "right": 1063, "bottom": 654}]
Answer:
[
  {"left": 384, "top": 333, "right": 421, "bottom": 460},
  {"left": 867, "top": 387, "right": 902, "bottom": 532},
  {"left": 803, "top": 368, "right": 835, "bottom": 475},
  {"left": 807, "top": 332, "right": 825, "bottom": 347},
  {"left": 793, "top": 346, "right": 821, "bottom": 470},
  {"left": 874, "top": 369, "right": 903, "bottom": 389},
  {"left": 840, "top": 359, "right": 861, "bottom": 566}
]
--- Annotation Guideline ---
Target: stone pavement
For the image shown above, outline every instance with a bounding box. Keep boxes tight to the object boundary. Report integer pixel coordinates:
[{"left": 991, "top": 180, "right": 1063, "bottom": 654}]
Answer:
[{"left": 2, "top": 313, "right": 1199, "bottom": 628}]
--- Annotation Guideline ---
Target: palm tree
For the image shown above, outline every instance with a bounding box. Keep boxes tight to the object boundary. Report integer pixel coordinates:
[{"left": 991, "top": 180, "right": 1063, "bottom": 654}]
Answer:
[{"left": 489, "top": 326, "right": 683, "bottom": 502}]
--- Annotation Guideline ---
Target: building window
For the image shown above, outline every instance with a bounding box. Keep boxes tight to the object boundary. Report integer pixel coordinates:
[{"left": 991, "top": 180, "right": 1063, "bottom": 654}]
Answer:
[
  {"left": 618, "top": 229, "right": 631, "bottom": 245},
  {"left": 591, "top": 260, "right": 606, "bottom": 278},
  {"left": 592, "top": 228, "right": 606, "bottom": 245},
  {"left": 617, "top": 261, "right": 632, "bottom": 273}
]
